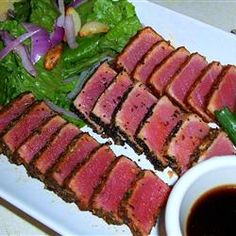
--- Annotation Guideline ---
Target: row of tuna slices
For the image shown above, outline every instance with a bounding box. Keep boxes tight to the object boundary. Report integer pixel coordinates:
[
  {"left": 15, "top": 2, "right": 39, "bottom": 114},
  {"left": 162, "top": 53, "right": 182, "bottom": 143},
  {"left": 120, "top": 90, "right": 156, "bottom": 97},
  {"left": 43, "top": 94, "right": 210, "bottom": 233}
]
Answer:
[
  {"left": 73, "top": 60, "right": 235, "bottom": 175},
  {"left": 116, "top": 27, "right": 236, "bottom": 122},
  {"left": 0, "top": 92, "right": 171, "bottom": 236}
]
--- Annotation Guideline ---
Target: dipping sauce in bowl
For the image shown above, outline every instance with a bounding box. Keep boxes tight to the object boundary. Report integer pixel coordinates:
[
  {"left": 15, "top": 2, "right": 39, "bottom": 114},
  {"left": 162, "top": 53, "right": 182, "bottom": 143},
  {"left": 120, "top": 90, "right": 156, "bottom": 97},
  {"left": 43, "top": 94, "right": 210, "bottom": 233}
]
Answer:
[
  {"left": 187, "top": 185, "right": 236, "bottom": 236},
  {"left": 165, "top": 156, "right": 236, "bottom": 236}
]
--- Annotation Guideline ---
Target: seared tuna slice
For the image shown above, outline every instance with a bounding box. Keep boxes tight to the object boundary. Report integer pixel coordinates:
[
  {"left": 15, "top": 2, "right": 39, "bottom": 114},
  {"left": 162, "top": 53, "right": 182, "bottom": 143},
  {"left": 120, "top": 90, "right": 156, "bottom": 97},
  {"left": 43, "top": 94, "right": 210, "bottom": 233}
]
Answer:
[
  {"left": 187, "top": 62, "right": 222, "bottom": 122},
  {"left": 67, "top": 145, "right": 116, "bottom": 210},
  {"left": 91, "top": 71, "right": 133, "bottom": 130},
  {"left": 116, "top": 27, "right": 162, "bottom": 74},
  {"left": 0, "top": 92, "right": 35, "bottom": 134},
  {"left": 91, "top": 156, "right": 140, "bottom": 225},
  {"left": 73, "top": 62, "right": 117, "bottom": 132},
  {"left": 120, "top": 170, "right": 170, "bottom": 236},
  {"left": 207, "top": 65, "right": 236, "bottom": 116},
  {"left": 191, "top": 131, "right": 236, "bottom": 165},
  {"left": 133, "top": 41, "right": 174, "bottom": 83},
  {"left": 137, "top": 96, "right": 183, "bottom": 169},
  {"left": 49, "top": 133, "right": 99, "bottom": 187},
  {"left": 17, "top": 115, "right": 66, "bottom": 166},
  {"left": 32, "top": 123, "right": 80, "bottom": 180},
  {"left": 115, "top": 82, "right": 157, "bottom": 152},
  {"left": 166, "top": 114, "right": 209, "bottom": 175},
  {"left": 166, "top": 53, "right": 208, "bottom": 110},
  {"left": 148, "top": 47, "right": 190, "bottom": 96},
  {"left": 2, "top": 102, "right": 54, "bottom": 160}
]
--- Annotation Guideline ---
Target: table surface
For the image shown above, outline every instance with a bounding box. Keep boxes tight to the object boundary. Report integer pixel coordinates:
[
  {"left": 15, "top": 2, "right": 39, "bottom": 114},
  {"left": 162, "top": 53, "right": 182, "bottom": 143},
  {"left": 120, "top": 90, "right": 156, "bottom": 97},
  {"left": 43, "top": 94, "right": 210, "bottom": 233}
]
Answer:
[{"left": 1, "top": 1, "right": 236, "bottom": 235}]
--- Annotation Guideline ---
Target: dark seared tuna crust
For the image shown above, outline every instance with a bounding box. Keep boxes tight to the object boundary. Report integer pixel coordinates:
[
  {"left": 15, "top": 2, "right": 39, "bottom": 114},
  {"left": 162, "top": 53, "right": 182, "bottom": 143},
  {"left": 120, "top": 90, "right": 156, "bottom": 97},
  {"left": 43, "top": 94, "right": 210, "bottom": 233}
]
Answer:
[{"left": 90, "top": 156, "right": 141, "bottom": 225}]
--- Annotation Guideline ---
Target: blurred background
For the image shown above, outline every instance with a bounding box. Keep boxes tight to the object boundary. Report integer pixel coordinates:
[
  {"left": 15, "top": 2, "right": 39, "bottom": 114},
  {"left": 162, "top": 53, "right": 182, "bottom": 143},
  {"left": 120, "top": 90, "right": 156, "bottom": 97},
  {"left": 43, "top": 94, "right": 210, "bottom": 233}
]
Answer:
[{"left": 151, "top": 0, "right": 236, "bottom": 33}]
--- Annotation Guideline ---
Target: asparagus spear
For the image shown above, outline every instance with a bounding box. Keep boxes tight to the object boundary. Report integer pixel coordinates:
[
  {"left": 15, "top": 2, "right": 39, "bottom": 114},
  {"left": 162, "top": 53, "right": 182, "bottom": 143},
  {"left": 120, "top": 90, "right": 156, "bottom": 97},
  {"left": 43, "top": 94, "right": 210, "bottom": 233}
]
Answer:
[{"left": 215, "top": 107, "right": 236, "bottom": 145}]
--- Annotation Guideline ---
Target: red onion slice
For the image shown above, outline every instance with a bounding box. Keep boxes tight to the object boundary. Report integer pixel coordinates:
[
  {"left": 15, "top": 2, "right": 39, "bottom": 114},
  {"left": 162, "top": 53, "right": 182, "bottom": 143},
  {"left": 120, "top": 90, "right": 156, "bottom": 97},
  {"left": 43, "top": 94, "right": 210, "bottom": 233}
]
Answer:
[
  {"left": 50, "top": 0, "right": 65, "bottom": 47},
  {"left": 57, "top": 0, "right": 65, "bottom": 27},
  {"left": 17, "top": 44, "right": 37, "bottom": 76},
  {"left": 0, "top": 31, "right": 13, "bottom": 46},
  {"left": 0, "top": 31, "right": 37, "bottom": 77},
  {"left": 64, "top": 14, "right": 78, "bottom": 49},
  {"left": 50, "top": 25, "right": 64, "bottom": 48},
  {"left": 23, "top": 23, "right": 51, "bottom": 64},
  {"left": 0, "top": 29, "right": 40, "bottom": 60}
]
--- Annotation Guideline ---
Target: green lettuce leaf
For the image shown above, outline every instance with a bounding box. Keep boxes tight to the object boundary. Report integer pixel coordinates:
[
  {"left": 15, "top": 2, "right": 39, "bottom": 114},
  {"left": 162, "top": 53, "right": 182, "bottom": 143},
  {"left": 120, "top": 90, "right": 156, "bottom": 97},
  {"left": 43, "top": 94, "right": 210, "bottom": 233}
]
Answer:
[
  {"left": 63, "top": 0, "right": 141, "bottom": 68},
  {"left": 92, "top": 0, "right": 123, "bottom": 27},
  {"left": 12, "top": 0, "right": 31, "bottom": 22},
  {"left": 0, "top": 20, "right": 25, "bottom": 38},
  {"left": 100, "top": 16, "right": 141, "bottom": 52},
  {"left": 30, "top": 0, "right": 59, "bottom": 32},
  {"left": 63, "top": 34, "right": 101, "bottom": 65},
  {"left": 76, "top": 0, "right": 96, "bottom": 25},
  {"left": 0, "top": 52, "right": 75, "bottom": 109}
]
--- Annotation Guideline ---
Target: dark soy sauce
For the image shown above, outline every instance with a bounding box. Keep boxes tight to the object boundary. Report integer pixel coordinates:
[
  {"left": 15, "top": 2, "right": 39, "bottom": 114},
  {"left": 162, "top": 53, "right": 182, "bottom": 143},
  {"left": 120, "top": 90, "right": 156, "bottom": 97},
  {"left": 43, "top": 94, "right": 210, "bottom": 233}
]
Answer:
[{"left": 186, "top": 185, "right": 236, "bottom": 236}]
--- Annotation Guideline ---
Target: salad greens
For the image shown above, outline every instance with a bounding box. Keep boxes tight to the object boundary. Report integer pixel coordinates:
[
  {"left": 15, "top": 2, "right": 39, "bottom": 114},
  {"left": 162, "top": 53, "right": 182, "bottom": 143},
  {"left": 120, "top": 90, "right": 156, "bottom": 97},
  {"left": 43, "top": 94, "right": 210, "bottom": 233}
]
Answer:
[
  {"left": 0, "top": 0, "right": 141, "bottom": 126},
  {"left": 63, "top": 0, "right": 141, "bottom": 65},
  {"left": 30, "top": 0, "right": 59, "bottom": 32},
  {"left": 0, "top": 20, "right": 25, "bottom": 38},
  {"left": 12, "top": 0, "right": 31, "bottom": 23}
]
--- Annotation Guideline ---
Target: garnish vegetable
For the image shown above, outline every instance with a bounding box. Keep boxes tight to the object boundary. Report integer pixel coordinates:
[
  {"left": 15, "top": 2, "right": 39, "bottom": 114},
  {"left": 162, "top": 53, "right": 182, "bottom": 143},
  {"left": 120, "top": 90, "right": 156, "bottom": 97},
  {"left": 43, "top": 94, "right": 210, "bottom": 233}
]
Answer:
[
  {"left": 215, "top": 107, "right": 236, "bottom": 145},
  {"left": 0, "top": 0, "right": 142, "bottom": 126}
]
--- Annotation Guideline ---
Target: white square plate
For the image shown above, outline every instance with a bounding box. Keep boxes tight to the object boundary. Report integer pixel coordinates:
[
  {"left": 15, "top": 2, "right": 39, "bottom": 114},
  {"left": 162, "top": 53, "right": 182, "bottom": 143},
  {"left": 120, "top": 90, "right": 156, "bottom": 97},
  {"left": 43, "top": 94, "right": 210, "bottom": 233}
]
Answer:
[{"left": 0, "top": 1, "right": 236, "bottom": 235}]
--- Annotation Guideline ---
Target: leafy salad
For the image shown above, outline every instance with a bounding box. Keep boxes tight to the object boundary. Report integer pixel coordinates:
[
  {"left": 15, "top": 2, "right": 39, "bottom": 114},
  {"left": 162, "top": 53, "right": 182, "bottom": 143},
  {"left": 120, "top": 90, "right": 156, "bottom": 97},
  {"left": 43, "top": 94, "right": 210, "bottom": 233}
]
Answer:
[{"left": 0, "top": 0, "right": 141, "bottom": 126}]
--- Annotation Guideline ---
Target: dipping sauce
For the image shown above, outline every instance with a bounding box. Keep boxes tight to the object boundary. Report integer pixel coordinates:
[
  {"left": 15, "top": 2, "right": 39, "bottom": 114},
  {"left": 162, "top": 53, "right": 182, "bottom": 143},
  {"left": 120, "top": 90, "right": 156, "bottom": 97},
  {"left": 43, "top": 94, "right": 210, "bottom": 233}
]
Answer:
[{"left": 186, "top": 185, "right": 236, "bottom": 236}]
